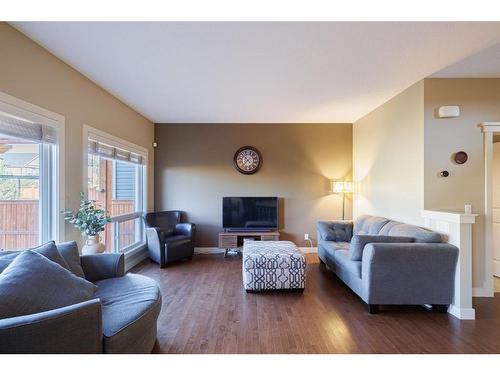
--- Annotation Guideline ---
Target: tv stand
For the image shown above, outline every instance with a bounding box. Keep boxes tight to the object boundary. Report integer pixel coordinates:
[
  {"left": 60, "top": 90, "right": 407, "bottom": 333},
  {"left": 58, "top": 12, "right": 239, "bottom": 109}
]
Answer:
[{"left": 218, "top": 230, "right": 280, "bottom": 257}]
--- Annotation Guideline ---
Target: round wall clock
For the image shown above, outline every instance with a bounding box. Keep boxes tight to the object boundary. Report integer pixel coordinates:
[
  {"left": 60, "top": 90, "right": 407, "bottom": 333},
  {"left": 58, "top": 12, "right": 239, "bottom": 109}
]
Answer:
[{"left": 233, "top": 146, "right": 262, "bottom": 174}]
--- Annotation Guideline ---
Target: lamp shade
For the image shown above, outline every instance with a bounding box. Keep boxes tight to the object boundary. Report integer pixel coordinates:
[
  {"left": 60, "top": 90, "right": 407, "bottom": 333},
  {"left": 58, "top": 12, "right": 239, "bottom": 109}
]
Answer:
[{"left": 331, "top": 180, "right": 353, "bottom": 193}]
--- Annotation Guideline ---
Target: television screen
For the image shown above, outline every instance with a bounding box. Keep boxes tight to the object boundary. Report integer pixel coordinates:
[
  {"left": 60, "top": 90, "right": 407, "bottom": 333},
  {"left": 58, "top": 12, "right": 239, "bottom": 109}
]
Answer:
[{"left": 222, "top": 197, "right": 278, "bottom": 230}]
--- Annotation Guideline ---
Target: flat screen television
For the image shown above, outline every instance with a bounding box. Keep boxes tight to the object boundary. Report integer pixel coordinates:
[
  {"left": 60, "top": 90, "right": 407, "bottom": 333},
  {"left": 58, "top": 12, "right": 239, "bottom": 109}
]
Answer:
[{"left": 222, "top": 197, "right": 278, "bottom": 231}]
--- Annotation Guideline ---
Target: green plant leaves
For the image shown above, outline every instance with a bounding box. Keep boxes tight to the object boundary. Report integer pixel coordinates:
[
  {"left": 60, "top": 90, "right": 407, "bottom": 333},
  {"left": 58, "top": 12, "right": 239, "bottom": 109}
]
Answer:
[{"left": 64, "top": 192, "right": 112, "bottom": 236}]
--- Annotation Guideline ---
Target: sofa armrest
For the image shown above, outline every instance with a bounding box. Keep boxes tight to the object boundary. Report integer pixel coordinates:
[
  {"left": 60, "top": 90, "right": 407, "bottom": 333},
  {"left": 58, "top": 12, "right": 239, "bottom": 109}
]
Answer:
[
  {"left": 0, "top": 299, "right": 102, "bottom": 353},
  {"left": 361, "top": 243, "right": 458, "bottom": 304},
  {"left": 316, "top": 220, "right": 353, "bottom": 241},
  {"left": 175, "top": 223, "right": 195, "bottom": 238},
  {"left": 81, "top": 253, "right": 125, "bottom": 282}
]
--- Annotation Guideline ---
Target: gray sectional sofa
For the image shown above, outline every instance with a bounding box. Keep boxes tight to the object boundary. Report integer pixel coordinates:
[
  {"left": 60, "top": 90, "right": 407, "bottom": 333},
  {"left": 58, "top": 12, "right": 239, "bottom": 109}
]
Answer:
[
  {"left": 0, "top": 241, "right": 161, "bottom": 353},
  {"left": 317, "top": 215, "right": 458, "bottom": 313}
]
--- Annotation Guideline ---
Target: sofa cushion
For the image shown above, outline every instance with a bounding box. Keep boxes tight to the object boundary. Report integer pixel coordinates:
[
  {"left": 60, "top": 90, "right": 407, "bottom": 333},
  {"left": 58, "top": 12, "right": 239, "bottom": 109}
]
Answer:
[
  {"left": 0, "top": 241, "right": 69, "bottom": 273},
  {"left": 321, "top": 241, "right": 350, "bottom": 256},
  {"left": 349, "top": 234, "right": 414, "bottom": 261},
  {"left": 57, "top": 241, "right": 85, "bottom": 278},
  {"left": 353, "top": 215, "right": 390, "bottom": 235},
  {"left": 94, "top": 274, "right": 161, "bottom": 353},
  {"left": 317, "top": 221, "right": 353, "bottom": 241},
  {"left": 0, "top": 250, "right": 97, "bottom": 319},
  {"left": 0, "top": 251, "right": 19, "bottom": 273},
  {"left": 379, "top": 222, "right": 442, "bottom": 243},
  {"left": 333, "top": 250, "right": 362, "bottom": 278}
]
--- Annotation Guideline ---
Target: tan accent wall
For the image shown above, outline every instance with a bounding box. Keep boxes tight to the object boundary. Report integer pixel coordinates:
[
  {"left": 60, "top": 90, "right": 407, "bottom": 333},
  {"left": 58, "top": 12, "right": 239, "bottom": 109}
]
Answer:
[
  {"left": 0, "top": 23, "right": 155, "bottom": 242},
  {"left": 353, "top": 81, "right": 425, "bottom": 225},
  {"left": 154, "top": 123, "right": 352, "bottom": 247},
  {"left": 423, "top": 78, "right": 500, "bottom": 288}
]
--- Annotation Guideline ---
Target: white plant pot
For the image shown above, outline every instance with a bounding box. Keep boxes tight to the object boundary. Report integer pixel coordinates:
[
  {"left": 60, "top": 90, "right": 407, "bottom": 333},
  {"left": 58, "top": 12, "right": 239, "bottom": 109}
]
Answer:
[{"left": 82, "top": 235, "right": 106, "bottom": 255}]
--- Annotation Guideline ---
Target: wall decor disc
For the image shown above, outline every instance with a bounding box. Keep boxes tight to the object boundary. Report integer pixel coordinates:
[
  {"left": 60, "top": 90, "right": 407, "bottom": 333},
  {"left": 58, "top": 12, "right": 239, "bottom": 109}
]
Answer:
[
  {"left": 233, "top": 146, "right": 262, "bottom": 174},
  {"left": 454, "top": 151, "right": 468, "bottom": 165}
]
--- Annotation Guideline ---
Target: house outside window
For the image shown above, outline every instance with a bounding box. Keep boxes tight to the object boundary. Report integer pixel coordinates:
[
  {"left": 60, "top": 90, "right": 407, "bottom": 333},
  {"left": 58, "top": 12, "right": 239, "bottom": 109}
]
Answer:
[
  {"left": 85, "top": 126, "right": 147, "bottom": 255},
  {"left": 0, "top": 92, "right": 63, "bottom": 250}
]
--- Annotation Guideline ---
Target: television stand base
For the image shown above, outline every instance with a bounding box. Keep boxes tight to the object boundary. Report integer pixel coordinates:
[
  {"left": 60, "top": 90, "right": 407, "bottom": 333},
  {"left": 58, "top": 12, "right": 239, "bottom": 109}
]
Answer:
[{"left": 218, "top": 230, "right": 280, "bottom": 257}]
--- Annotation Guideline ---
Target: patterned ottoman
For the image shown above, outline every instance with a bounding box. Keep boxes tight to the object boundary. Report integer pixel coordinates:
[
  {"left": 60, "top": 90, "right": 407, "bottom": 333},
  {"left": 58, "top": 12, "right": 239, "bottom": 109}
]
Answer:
[{"left": 242, "top": 241, "right": 306, "bottom": 292}]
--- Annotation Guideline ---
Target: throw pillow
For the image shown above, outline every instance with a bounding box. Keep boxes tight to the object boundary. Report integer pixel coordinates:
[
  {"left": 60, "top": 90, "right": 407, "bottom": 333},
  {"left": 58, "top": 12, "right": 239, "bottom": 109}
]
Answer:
[
  {"left": 31, "top": 241, "right": 70, "bottom": 270},
  {"left": 349, "top": 234, "right": 413, "bottom": 261},
  {"left": 317, "top": 221, "right": 353, "bottom": 241},
  {"left": 57, "top": 241, "right": 85, "bottom": 278},
  {"left": 0, "top": 250, "right": 97, "bottom": 319},
  {"left": 0, "top": 241, "right": 69, "bottom": 273}
]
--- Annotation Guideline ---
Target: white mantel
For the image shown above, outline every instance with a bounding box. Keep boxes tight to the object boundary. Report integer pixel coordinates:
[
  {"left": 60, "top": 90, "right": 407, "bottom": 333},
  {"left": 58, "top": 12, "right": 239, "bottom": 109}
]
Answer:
[{"left": 422, "top": 209, "right": 477, "bottom": 320}]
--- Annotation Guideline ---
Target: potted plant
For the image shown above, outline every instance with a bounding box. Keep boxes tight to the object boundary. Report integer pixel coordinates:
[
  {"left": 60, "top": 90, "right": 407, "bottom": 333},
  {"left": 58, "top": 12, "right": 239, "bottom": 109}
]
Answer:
[{"left": 64, "top": 192, "right": 112, "bottom": 254}]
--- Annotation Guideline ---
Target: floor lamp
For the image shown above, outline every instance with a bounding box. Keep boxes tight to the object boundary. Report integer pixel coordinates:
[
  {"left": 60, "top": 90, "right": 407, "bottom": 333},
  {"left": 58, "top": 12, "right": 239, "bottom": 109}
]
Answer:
[{"left": 331, "top": 181, "right": 353, "bottom": 220}]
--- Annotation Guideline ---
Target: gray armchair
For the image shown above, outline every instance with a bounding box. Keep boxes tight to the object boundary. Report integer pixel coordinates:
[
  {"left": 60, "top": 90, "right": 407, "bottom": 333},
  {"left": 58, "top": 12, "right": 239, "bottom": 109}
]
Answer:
[
  {"left": 0, "top": 248, "right": 161, "bottom": 354},
  {"left": 143, "top": 210, "right": 196, "bottom": 267}
]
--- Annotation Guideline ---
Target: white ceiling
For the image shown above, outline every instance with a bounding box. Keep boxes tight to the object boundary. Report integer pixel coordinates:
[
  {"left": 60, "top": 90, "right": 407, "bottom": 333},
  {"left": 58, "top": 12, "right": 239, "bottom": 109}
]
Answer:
[
  {"left": 11, "top": 22, "right": 500, "bottom": 123},
  {"left": 432, "top": 41, "right": 500, "bottom": 77}
]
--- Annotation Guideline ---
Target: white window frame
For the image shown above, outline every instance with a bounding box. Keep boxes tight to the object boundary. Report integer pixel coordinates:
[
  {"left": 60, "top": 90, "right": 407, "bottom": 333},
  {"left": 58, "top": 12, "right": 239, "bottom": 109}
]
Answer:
[
  {"left": 0, "top": 91, "right": 65, "bottom": 244},
  {"left": 82, "top": 125, "right": 148, "bottom": 258}
]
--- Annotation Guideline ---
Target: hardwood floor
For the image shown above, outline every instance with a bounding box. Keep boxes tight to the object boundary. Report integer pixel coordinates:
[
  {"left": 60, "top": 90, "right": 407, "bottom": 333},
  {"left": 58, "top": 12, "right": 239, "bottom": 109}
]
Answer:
[{"left": 132, "top": 253, "right": 500, "bottom": 354}]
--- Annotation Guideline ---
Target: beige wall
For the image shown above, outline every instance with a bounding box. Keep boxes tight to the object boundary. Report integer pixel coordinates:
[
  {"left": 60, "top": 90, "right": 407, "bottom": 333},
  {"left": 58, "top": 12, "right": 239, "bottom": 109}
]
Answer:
[
  {"left": 0, "top": 23, "right": 155, "bottom": 242},
  {"left": 155, "top": 123, "right": 352, "bottom": 247},
  {"left": 353, "top": 81, "right": 425, "bottom": 225},
  {"left": 424, "top": 78, "right": 500, "bottom": 289}
]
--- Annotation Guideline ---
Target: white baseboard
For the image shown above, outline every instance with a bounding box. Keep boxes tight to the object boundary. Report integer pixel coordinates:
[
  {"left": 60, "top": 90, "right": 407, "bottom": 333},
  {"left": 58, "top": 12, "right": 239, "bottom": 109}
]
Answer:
[
  {"left": 194, "top": 247, "right": 225, "bottom": 254},
  {"left": 472, "top": 286, "right": 495, "bottom": 297},
  {"left": 298, "top": 246, "right": 317, "bottom": 253},
  {"left": 194, "top": 246, "right": 318, "bottom": 254},
  {"left": 125, "top": 247, "right": 149, "bottom": 271},
  {"left": 449, "top": 305, "right": 476, "bottom": 320}
]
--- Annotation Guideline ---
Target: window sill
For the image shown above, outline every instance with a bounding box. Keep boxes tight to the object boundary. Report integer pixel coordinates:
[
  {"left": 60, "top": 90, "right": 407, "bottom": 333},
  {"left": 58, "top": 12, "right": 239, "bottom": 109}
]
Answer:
[{"left": 122, "top": 242, "right": 146, "bottom": 259}]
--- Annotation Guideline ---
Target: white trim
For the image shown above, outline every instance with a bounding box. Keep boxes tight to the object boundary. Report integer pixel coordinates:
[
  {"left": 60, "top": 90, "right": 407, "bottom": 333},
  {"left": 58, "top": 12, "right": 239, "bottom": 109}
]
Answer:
[
  {"left": 110, "top": 211, "right": 142, "bottom": 223},
  {"left": 472, "top": 286, "right": 493, "bottom": 297},
  {"left": 82, "top": 124, "right": 148, "bottom": 255},
  {"left": 448, "top": 305, "right": 476, "bottom": 320},
  {"left": 422, "top": 210, "right": 476, "bottom": 319},
  {"left": 421, "top": 209, "right": 477, "bottom": 224},
  {"left": 195, "top": 247, "right": 225, "bottom": 254},
  {"left": 83, "top": 124, "right": 148, "bottom": 159},
  {"left": 0, "top": 90, "right": 65, "bottom": 243},
  {"left": 124, "top": 244, "right": 148, "bottom": 272},
  {"left": 479, "top": 123, "right": 497, "bottom": 298},
  {"left": 194, "top": 246, "right": 318, "bottom": 254},
  {"left": 480, "top": 122, "right": 500, "bottom": 133},
  {"left": 298, "top": 246, "right": 317, "bottom": 253}
]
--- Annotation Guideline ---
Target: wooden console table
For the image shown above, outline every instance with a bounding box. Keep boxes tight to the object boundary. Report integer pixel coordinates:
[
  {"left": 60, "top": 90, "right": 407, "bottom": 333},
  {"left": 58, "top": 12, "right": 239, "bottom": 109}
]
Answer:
[{"left": 218, "top": 231, "right": 280, "bottom": 257}]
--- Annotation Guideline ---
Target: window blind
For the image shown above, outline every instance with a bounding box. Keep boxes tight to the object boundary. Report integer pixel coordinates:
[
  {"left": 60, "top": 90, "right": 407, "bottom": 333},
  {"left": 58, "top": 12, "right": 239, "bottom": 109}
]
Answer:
[
  {"left": 88, "top": 139, "right": 145, "bottom": 165},
  {"left": 0, "top": 111, "right": 57, "bottom": 144}
]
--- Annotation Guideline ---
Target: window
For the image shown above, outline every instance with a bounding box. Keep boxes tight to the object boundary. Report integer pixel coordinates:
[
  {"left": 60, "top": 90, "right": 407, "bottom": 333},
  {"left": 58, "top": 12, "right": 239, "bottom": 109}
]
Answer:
[
  {"left": 85, "top": 126, "right": 147, "bottom": 255},
  {"left": 0, "top": 95, "right": 62, "bottom": 250}
]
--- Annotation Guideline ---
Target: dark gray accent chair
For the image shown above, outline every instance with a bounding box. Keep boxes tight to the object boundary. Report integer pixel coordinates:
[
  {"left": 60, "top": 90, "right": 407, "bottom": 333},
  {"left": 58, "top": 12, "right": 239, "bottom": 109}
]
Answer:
[
  {"left": 317, "top": 215, "right": 459, "bottom": 314},
  {"left": 143, "top": 210, "right": 196, "bottom": 267},
  {"left": 0, "top": 245, "right": 162, "bottom": 354}
]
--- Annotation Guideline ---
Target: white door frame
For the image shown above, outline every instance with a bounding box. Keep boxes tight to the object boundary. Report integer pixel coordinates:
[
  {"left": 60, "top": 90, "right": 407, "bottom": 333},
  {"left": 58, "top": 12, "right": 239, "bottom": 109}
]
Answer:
[{"left": 480, "top": 122, "right": 499, "bottom": 297}]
